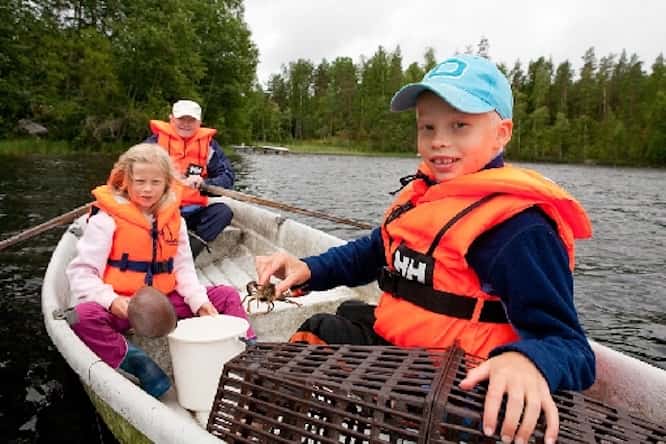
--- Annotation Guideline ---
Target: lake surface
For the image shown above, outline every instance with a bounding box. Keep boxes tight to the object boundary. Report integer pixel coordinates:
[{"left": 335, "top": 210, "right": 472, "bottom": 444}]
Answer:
[{"left": 1, "top": 151, "right": 664, "bottom": 442}]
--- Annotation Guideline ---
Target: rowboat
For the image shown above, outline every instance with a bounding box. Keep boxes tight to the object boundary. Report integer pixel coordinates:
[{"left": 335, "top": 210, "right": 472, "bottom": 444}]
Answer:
[{"left": 42, "top": 197, "right": 666, "bottom": 443}]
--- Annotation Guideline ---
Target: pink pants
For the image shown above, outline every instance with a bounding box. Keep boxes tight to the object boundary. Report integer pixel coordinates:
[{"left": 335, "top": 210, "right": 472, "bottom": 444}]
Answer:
[{"left": 71, "top": 285, "right": 256, "bottom": 368}]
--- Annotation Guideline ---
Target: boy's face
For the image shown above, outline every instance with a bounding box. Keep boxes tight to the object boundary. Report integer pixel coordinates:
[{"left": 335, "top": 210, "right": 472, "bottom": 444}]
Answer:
[
  {"left": 416, "top": 92, "right": 512, "bottom": 182},
  {"left": 170, "top": 115, "right": 201, "bottom": 138}
]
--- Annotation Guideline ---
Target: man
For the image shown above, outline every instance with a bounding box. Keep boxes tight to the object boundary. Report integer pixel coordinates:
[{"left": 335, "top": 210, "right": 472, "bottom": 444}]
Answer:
[{"left": 147, "top": 100, "right": 235, "bottom": 257}]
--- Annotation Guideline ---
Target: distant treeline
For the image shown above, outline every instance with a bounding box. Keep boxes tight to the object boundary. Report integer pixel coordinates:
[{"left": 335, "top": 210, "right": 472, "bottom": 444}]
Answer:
[
  {"left": 247, "top": 39, "right": 666, "bottom": 166},
  {"left": 2, "top": 2, "right": 665, "bottom": 165}
]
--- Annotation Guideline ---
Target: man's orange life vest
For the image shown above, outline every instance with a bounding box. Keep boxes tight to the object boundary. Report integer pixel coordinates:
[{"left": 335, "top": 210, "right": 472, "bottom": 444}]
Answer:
[
  {"left": 376, "top": 163, "right": 592, "bottom": 358},
  {"left": 91, "top": 185, "right": 181, "bottom": 296},
  {"left": 150, "top": 120, "right": 217, "bottom": 206}
]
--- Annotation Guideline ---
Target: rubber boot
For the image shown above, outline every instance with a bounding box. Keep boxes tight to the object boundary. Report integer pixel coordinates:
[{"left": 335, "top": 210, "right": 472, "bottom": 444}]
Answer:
[
  {"left": 188, "top": 233, "right": 206, "bottom": 258},
  {"left": 119, "top": 341, "right": 171, "bottom": 398}
]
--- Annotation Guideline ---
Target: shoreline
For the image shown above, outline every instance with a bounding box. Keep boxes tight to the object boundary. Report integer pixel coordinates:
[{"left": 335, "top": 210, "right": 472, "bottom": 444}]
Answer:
[{"left": 1, "top": 138, "right": 665, "bottom": 169}]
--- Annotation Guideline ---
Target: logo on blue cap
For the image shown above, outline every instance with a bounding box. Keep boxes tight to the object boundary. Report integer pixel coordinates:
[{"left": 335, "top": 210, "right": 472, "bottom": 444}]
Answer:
[{"left": 428, "top": 60, "right": 468, "bottom": 79}]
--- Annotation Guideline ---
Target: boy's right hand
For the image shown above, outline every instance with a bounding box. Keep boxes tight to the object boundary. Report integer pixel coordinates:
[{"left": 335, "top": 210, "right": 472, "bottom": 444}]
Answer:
[
  {"left": 255, "top": 252, "right": 311, "bottom": 296},
  {"left": 110, "top": 296, "right": 131, "bottom": 319}
]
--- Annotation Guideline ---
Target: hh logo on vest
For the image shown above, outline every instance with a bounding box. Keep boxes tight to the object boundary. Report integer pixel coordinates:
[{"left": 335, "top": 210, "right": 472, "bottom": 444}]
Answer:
[{"left": 392, "top": 244, "right": 434, "bottom": 286}]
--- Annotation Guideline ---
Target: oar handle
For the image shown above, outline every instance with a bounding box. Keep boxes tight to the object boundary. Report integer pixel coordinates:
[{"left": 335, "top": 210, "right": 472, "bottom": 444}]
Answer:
[
  {"left": 200, "top": 184, "right": 374, "bottom": 230},
  {"left": 0, "top": 202, "right": 93, "bottom": 252}
]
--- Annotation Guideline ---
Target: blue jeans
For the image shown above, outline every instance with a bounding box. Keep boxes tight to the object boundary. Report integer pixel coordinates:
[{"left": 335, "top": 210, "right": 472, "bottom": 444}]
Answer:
[{"left": 182, "top": 202, "right": 233, "bottom": 242}]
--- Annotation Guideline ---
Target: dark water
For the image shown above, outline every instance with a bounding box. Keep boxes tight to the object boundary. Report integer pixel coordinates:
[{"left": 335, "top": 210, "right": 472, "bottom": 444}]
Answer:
[{"left": 0, "top": 152, "right": 664, "bottom": 443}]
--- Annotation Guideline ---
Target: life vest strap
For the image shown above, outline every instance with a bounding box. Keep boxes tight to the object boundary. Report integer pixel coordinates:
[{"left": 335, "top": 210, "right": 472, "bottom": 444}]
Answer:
[
  {"left": 107, "top": 254, "right": 174, "bottom": 274},
  {"left": 378, "top": 267, "right": 508, "bottom": 324}
]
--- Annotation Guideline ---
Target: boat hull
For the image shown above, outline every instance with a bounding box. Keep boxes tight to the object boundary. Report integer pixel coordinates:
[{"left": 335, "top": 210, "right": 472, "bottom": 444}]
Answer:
[
  {"left": 84, "top": 386, "right": 151, "bottom": 444},
  {"left": 42, "top": 197, "right": 666, "bottom": 443}
]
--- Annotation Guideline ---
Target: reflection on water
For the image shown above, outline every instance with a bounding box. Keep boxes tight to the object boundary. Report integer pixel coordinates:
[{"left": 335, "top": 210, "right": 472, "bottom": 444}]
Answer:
[{"left": 0, "top": 152, "right": 664, "bottom": 442}]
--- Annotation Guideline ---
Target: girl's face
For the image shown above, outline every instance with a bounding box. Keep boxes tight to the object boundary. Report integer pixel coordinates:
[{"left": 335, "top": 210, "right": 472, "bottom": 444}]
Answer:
[{"left": 127, "top": 162, "right": 168, "bottom": 213}]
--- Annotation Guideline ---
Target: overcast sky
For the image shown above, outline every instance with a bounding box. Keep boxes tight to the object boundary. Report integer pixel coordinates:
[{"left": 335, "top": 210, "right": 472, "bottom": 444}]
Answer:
[{"left": 244, "top": 0, "right": 666, "bottom": 86}]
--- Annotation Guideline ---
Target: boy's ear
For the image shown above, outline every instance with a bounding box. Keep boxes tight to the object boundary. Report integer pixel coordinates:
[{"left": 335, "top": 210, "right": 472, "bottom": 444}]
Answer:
[{"left": 496, "top": 119, "right": 513, "bottom": 148}]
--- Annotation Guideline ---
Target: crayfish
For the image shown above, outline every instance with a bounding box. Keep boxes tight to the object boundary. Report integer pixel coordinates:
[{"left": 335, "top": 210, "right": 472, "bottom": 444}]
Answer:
[{"left": 243, "top": 280, "right": 303, "bottom": 314}]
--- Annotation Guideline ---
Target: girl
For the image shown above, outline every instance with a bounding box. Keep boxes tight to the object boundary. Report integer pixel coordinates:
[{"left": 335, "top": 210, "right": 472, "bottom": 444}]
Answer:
[{"left": 66, "top": 143, "right": 255, "bottom": 398}]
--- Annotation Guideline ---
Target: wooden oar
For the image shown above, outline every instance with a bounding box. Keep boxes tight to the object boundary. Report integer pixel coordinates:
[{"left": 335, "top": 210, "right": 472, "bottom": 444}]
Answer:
[
  {"left": 0, "top": 186, "right": 373, "bottom": 252},
  {"left": 201, "top": 184, "right": 374, "bottom": 230},
  {"left": 0, "top": 202, "right": 93, "bottom": 252}
]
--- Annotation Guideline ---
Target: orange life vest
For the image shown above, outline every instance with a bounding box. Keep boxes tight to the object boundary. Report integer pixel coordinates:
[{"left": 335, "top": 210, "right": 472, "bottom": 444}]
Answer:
[
  {"left": 91, "top": 185, "right": 182, "bottom": 296},
  {"left": 149, "top": 120, "right": 217, "bottom": 206},
  {"left": 376, "top": 163, "right": 592, "bottom": 357}
]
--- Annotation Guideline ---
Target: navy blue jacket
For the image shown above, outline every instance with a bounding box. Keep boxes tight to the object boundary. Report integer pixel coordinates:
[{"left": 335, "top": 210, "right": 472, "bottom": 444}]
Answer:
[
  {"left": 303, "top": 155, "right": 595, "bottom": 392},
  {"left": 144, "top": 134, "right": 235, "bottom": 190}
]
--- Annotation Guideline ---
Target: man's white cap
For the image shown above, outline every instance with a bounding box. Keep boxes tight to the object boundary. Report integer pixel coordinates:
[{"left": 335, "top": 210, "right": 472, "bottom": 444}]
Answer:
[{"left": 172, "top": 100, "right": 202, "bottom": 120}]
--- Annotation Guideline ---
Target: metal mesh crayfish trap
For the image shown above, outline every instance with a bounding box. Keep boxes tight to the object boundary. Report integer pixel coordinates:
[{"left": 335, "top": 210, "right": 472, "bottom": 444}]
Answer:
[{"left": 206, "top": 343, "right": 665, "bottom": 443}]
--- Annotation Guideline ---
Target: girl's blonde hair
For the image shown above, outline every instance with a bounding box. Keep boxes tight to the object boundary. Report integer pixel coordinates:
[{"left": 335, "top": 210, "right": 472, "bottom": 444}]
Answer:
[{"left": 107, "top": 143, "right": 177, "bottom": 211}]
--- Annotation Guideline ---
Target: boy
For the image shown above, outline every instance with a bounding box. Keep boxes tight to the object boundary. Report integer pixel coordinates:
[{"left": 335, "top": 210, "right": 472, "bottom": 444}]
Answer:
[
  {"left": 255, "top": 55, "right": 595, "bottom": 443},
  {"left": 146, "top": 100, "right": 235, "bottom": 257}
]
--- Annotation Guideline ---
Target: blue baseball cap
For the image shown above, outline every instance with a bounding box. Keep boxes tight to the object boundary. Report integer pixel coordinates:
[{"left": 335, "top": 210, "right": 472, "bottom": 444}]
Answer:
[{"left": 390, "top": 54, "right": 513, "bottom": 119}]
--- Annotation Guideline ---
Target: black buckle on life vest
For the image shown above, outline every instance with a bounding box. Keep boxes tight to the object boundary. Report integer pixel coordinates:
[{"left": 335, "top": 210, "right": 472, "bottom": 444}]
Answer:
[
  {"left": 378, "top": 267, "right": 508, "bottom": 324},
  {"left": 378, "top": 266, "right": 401, "bottom": 294},
  {"left": 118, "top": 253, "right": 130, "bottom": 271},
  {"left": 151, "top": 257, "right": 174, "bottom": 274}
]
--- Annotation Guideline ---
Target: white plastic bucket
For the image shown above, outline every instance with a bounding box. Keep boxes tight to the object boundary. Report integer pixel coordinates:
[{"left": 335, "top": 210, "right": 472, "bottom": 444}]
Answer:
[{"left": 167, "top": 315, "right": 249, "bottom": 412}]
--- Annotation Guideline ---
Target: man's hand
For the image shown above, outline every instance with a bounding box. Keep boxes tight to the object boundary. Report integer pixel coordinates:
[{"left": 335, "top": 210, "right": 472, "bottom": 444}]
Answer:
[
  {"left": 459, "top": 351, "right": 558, "bottom": 444},
  {"left": 110, "top": 296, "right": 131, "bottom": 319},
  {"left": 255, "top": 252, "right": 311, "bottom": 296},
  {"left": 197, "top": 301, "right": 219, "bottom": 317},
  {"left": 183, "top": 175, "right": 204, "bottom": 189}
]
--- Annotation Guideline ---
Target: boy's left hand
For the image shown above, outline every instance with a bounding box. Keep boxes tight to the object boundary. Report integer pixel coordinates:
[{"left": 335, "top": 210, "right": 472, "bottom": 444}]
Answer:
[
  {"left": 459, "top": 351, "right": 558, "bottom": 444},
  {"left": 197, "top": 302, "right": 218, "bottom": 317}
]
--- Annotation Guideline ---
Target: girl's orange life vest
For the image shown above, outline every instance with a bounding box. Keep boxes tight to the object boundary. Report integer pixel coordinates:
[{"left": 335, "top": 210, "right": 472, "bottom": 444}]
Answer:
[
  {"left": 376, "top": 163, "right": 592, "bottom": 358},
  {"left": 91, "top": 185, "right": 182, "bottom": 296},
  {"left": 149, "top": 120, "right": 217, "bottom": 206}
]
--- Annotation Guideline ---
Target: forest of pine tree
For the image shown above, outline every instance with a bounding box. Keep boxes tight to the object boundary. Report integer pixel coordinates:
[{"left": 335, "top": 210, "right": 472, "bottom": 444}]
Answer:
[
  {"left": 247, "top": 39, "right": 666, "bottom": 166},
  {"left": 2, "top": 2, "right": 664, "bottom": 165}
]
